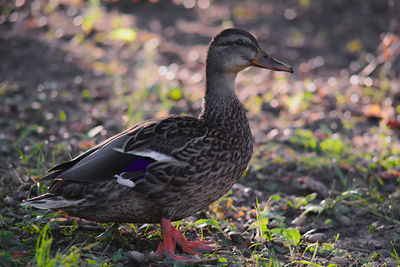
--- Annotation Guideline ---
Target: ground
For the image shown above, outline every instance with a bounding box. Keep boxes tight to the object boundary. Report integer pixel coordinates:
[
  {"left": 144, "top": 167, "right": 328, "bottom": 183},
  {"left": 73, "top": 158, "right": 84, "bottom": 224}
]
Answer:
[{"left": 1, "top": 0, "right": 400, "bottom": 266}]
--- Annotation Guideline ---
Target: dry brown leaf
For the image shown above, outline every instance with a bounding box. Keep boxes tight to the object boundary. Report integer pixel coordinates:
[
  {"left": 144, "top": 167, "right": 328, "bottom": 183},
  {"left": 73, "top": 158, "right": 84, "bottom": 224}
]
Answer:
[
  {"left": 363, "top": 104, "right": 382, "bottom": 119},
  {"left": 381, "top": 170, "right": 400, "bottom": 179},
  {"left": 78, "top": 140, "right": 97, "bottom": 150}
]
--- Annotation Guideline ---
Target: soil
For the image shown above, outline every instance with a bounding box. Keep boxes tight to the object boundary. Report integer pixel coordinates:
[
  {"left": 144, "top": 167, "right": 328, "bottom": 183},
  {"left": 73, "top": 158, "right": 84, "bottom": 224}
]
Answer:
[{"left": 1, "top": 0, "right": 400, "bottom": 266}]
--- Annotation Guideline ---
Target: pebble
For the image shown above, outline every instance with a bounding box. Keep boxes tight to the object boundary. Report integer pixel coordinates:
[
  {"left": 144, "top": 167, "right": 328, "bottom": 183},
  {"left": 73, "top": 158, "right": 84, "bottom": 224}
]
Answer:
[
  {"left": 148, "top": 251, "right": 158, "bottom": 261},
  {"left": 386, "top": 262, "right": 398, "bottom": 267},
  {"left": 305, "top": 233, "right": 327, "bottom": 243},
  {"left": 291, "top": 214, "right": 307, "bottom": 226},
  {"left": 23, "top": 184, "right": 32, "bottom": 190},
  {"left": 337, "top": 215, "right": 351, "bottom": 226},
  {"left": 384, "top": 184, "right": 397, "bottom": 193},
  {"left": 128, "top": 250, "right": 145, "bottom": 264},
  {"left": 370, "top": 239, "right": 384, "bottom": 249},
  {"left": 17, "top": 191, "right": 28, "bottom": 200},
  {"left": 4, "top": 196, "right": 14, "bottom": 206},
  {"left": 330, "top": 256, "right": 347, "bottom": 265},
  {"left": 229, "top": 232, "right": 242, "bottom": 244}
]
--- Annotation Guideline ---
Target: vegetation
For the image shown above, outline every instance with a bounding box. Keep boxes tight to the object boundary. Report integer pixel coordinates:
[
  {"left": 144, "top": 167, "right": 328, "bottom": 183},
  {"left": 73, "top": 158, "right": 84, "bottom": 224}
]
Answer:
[{"left": 1, "top": 0, "right": 399, "bottom": 265}]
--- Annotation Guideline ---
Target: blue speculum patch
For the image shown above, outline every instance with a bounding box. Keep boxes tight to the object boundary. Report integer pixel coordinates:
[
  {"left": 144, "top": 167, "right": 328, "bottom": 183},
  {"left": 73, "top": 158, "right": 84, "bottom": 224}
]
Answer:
[{"left": 121, "top": 157, "right": 153, "bottom": 174}]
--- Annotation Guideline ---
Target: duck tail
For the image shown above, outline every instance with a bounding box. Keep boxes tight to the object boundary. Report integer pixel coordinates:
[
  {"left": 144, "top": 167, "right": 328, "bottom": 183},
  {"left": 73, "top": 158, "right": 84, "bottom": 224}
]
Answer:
[{"left": 21, "top": 194, "right": 84, "bottom": 209}]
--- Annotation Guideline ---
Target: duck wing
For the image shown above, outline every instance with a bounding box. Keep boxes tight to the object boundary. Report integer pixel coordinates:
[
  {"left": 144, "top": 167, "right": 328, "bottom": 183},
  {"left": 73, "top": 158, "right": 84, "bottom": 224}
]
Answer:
[
  {"left": 38, "top": 116, "right": 216, "bottom": 185},
  {"left": 41, "top": 119, "right": 160, "bottom": 182}
]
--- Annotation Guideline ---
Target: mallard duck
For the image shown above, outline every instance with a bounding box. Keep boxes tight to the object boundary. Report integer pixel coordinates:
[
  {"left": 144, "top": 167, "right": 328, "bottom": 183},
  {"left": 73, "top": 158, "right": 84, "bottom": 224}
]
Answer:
[{"left": 23, "top": 28, "right": 293, "bottom": 260}]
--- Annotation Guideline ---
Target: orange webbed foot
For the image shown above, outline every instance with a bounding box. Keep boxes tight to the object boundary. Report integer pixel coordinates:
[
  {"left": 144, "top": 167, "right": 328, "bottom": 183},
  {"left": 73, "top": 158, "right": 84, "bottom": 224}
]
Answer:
[{"left": 155, "top": 218, "right": 215, "bottom": 261}]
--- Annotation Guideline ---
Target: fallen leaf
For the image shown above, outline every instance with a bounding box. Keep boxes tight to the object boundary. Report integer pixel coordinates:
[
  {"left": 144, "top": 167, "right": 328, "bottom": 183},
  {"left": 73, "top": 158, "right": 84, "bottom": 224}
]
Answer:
[
  {"left": 10, "top": 251, "right": 28, "bottom": 259},
  {"left": 78, "top": 140, "right": 96, "bottom": 150},
  {"left": 388, "top": 119, "right": 400, "bottom": 129},
  {"left": 381, "top": 170, "right": 400, "bottom": 179},
  {"left": 363, "top": 104, "right": 382, "bottom": 119},
  {"left": 339, "top": 162, "right": 355, "bottom": 172},
  {"left": 233, "top": 211, "right": 245, "bottom": 218}
]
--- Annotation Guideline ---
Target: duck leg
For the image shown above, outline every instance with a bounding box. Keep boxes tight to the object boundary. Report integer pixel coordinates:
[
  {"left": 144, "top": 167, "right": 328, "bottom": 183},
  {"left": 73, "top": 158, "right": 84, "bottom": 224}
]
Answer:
[{"left": 155, "top": 218, "right": 215, "bottom": 260}]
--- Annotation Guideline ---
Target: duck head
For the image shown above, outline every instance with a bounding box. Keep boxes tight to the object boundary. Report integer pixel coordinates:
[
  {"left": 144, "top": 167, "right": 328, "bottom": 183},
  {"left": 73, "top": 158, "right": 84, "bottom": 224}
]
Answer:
[{"left": 206, "top": 28, "right": 293, "bottom": 75}]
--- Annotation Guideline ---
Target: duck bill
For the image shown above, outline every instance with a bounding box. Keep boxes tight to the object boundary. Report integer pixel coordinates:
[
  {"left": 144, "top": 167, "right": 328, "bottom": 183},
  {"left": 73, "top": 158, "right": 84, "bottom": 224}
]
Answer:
[{"left": 252, "top": 50, "right": 293, "bottom": 73}]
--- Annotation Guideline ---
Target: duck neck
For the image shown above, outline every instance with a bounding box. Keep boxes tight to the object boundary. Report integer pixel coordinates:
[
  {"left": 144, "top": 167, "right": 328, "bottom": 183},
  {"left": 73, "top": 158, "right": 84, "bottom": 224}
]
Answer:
[
  {"left": 204, "top": 67, "right": 237, "bottom": 99},
  {"left": 200, "top": 66, "right": 250, "bottom": 136}
]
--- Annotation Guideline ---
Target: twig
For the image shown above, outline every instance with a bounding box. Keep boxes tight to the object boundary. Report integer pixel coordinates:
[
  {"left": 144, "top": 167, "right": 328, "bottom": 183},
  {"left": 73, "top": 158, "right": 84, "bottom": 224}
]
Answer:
[
  {"left": 10, "top": 163, "right": 25, "bottom": 184},
  {"left": 7, "top": 213, "right": 26, "bottom": 220},
  {"left": 77, "top": 224, "right": 106, "bottom": 231}
]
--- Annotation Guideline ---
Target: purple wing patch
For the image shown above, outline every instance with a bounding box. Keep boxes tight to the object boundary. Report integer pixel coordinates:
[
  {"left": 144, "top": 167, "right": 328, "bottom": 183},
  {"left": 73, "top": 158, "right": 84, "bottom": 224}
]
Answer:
[{"left": 121, "top": 157, "right": 153, "bottom": 173}]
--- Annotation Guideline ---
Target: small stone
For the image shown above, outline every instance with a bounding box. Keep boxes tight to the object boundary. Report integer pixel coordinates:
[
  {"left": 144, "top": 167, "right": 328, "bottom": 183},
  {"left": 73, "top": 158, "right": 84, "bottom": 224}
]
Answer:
[
  {"left": 354, "top": 208, "right": 368, "bottom": 216},
  {"left": 17, "top": 191, "right": 28, "bottom": 200},
  {"left": 0, "top": 145, "right": 11, "bottom": 153},
  {"left": 242, "top": 248, "right": 252, "bottom": 258},
  {"left": 23, "top": 184, "right": 31, "bottom": 190},
  {"left": 148, "top": 251, "right": 158, "bottom": 261},
  {"left": 370, "top": 239, "right": 384, "bottom": 248},
  {"left": 4, "top": 196, "right": 14, "bottom": 206},
  {"left": 337, "top": 215, "right": 351, "bottom": 226},
  {"left": 305, "top": 233, "right": 327, "bottom": 243},
  {"left": 330, "top": 256, "right": 347, "bottom": 265},
  {"left": 128, "top": 250, "right": 145, "bottom": 263},
  {"left": 229, "top": 232, "right": 242, "bottom": 244},
  {"left": 291, "top": 214, "right": 307, "bottom": 226},
  {"left": 386, "top": 261, "right": 398, "bottom": 267},
  {"left": 383, "top": 183, "right": 397, "bottom": 193}
]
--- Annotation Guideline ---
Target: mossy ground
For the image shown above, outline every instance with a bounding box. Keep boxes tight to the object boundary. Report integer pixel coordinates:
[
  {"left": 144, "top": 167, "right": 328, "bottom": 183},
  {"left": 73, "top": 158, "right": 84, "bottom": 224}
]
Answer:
[{"left": 1, "top": 0, "right": 400, "bottom": 266}]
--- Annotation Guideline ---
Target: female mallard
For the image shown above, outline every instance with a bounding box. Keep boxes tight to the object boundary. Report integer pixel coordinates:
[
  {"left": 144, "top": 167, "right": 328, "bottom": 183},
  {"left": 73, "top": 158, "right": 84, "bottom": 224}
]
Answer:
[{"left": 23, "top": 28, "right": 293, "bottom": 260}]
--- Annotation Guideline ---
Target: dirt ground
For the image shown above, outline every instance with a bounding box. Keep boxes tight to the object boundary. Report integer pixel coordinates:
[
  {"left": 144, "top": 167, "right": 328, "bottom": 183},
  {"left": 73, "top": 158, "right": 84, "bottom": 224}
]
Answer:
[{"left": 1, "top": 0, "right": 400, "bottom": 266}]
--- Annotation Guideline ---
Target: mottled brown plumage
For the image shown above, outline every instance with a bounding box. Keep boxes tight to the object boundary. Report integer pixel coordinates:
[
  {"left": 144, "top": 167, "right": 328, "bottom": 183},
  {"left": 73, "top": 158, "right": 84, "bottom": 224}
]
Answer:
[{"left": 23, "top": 28, "right": 293, "bottom": 260}]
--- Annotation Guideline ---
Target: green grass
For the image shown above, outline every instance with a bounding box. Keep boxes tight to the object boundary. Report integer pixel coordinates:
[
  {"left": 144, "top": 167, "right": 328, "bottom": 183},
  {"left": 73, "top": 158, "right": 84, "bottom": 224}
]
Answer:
[{"left": 1, "top": 0, "right": 399, "bottom": 266}]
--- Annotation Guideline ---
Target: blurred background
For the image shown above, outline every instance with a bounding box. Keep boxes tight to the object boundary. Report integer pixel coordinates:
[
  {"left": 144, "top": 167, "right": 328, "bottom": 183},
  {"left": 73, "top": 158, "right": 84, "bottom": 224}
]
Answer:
[
  {"left": 1, "top": 0, "right": 400, "bottom": 265},
  {"left": 1, "top": 0, "right": 399, "bottom": 148}
]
